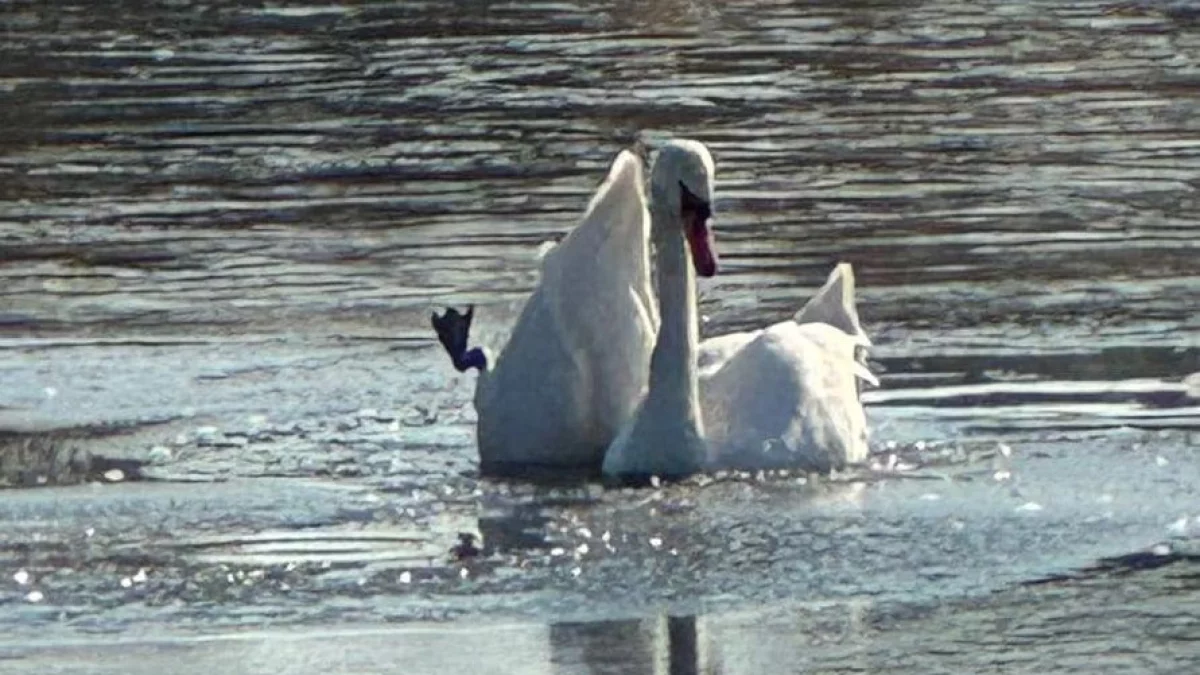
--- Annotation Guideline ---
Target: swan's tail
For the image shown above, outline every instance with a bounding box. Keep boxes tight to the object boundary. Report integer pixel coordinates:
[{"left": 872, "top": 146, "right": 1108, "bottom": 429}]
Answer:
[{"left": 430, "top": 306, "right": 488, "bottom": 372}]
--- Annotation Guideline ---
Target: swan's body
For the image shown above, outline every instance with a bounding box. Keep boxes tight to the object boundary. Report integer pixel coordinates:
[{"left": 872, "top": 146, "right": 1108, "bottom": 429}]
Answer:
[
  {"left": 698, "top": 264, "right": 878, "bottom": 474},
  {"left": 603, "top": 141, "right": 876, "bottom": 481},
  {"left": 437, "top": 150, "right": 659, "bottom": 475}
]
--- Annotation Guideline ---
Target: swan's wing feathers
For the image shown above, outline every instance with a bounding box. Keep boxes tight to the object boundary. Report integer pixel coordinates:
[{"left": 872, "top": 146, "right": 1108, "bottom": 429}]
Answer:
[
  {"left": 701, "top": 322, "right": 871, "bottom": 472},
  {"left": 786, "top": 322, "right": 879, "bottom": 390},
  {"left": 697, "top": 330, "right": 759, "bottom": 378},
  {"left": 580, "top": 149, "right": 646, "bottom": 233},
  {"left": 538, "top": 148, "right": 654, "bottom": 355},
  {"left": 540, "top": 149, "right": 648, "bottom": 275},
  {"left": 853, "top": 356, "right": 880, "bottom": 388},
  {"left": 790, "top": 264, "right": 878, "bottom": 388},
  {"left": 497, "top": 148, "right": 655, "bottom": 449},
  {"left": 793, "top": 262, "right": 871, "bottom": 347}
]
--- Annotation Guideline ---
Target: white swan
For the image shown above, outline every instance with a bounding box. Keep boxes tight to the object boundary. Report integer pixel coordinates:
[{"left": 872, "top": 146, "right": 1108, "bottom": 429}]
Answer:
[
  {"left": 431, "top": 146, "right": 718, "bottom": 476},
  {"left": 699, "top": 264, "right": 878, "bottom": 474},
  {"left": 602, "top": 141, "right": 877, "bottom": 481}
]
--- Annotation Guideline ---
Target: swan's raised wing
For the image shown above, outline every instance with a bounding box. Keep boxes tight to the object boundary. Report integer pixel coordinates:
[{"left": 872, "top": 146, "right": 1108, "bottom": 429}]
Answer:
[
  {"left": 793, "top": 262, "right": 876, "bottom": 391},
  {"left": 536, "top": 149, "right": 658, "bottom": 441},
  {"left": 472, "top": 150, "right": 657, "bottom": 469},
  {"left": 538, "top": 149, "right": 652, "bottom": 297},
  {"left": 793, "top": 262, "right": 871, "bottom": 348}
]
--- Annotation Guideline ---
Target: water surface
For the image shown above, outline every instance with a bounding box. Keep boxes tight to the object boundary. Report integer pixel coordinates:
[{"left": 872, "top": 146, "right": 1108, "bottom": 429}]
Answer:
[{"left": 1, "top": 0, "right": 1198, "bottom": 672}]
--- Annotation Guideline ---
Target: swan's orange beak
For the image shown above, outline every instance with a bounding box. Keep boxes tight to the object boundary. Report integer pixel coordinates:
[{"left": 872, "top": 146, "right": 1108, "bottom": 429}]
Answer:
[{"left": 685, "top": 210, "right": 718, "bottom": 278}]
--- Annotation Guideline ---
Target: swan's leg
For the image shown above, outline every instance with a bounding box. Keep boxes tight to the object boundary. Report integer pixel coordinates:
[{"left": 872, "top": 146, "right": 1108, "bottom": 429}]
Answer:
[{"left": 430, "top": 306, "right": 488, "bottom": 372}]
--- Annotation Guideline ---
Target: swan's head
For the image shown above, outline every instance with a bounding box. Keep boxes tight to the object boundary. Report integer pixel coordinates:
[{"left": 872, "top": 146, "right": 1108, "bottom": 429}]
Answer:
[{"left": 650, "top": 139, "right": 718, "bottom": 278}]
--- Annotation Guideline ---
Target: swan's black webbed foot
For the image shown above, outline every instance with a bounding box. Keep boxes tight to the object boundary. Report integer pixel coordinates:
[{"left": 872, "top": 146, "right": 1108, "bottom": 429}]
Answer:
[
  {"left": 449, "top": 532, "right": 482, "bottom": 560},
  {"left": 431, "top": 305, "right": 472, "bottom": 358},
  {"left": 431, "top": 305, "right": 488, "bottom": 372}
]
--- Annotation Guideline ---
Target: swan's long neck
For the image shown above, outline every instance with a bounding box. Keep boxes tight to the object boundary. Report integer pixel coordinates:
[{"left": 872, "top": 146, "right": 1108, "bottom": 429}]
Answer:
[{"left": 647, "top": 198, "right": 703, "bottom": 434}]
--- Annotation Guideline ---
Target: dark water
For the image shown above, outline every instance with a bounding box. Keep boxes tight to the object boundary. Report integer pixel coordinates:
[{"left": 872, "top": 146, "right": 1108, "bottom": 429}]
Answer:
[{"left": 1, "top": 0, "right": 1199, "bottom": 672}]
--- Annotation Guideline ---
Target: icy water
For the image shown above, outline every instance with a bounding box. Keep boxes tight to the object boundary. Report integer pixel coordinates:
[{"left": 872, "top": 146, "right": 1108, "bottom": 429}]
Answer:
[{"left": 1, "top": 0, "right": 1199, "bottom": 672}]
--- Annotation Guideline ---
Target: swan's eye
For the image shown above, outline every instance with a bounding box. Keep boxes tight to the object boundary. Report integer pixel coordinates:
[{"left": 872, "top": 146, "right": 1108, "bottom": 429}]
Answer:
[{"left": 679, "top": 181, "right": 711, "bottom": 223}]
